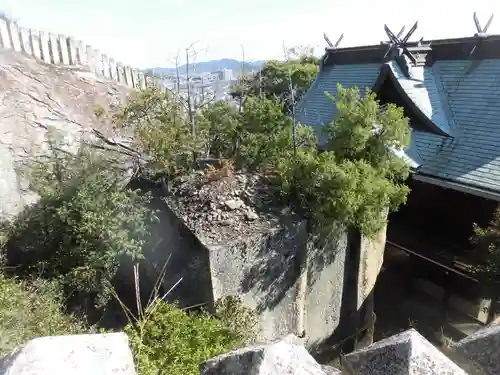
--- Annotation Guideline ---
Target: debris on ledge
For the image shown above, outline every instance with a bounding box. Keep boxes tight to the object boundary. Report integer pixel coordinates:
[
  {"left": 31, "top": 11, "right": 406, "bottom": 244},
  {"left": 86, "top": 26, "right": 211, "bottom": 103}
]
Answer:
[{"left": 164, "top": 169, "right": 303, "bottom": 247}]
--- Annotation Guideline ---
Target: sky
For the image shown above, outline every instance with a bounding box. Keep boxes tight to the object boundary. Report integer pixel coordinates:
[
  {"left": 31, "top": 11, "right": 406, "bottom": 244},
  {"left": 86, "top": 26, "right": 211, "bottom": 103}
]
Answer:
[{"left": 0, "top": 0, "right": 499, "bottom": 69}]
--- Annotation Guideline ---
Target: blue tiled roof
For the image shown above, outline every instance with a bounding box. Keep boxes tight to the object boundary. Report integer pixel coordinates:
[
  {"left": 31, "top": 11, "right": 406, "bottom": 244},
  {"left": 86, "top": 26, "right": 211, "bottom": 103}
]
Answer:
[
  {"left": 405, "top": 132, "right": 424, "bottom": 169},
  {"left": 416, "top": 59, "right": 500, "bottom": 193},
  {"left": 296, "top": 55, "right": 500, "bottom": 194}
]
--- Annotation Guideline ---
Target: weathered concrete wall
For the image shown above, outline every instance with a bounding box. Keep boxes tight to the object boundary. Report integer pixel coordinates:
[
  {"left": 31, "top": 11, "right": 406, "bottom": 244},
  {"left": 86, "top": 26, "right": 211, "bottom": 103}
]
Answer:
[
  {"left": 117, "top": 181, "right": 213, "bottom": 311},
  {"left": 305, "top": 229, "right": 349, "bottom": 347},
  {"left": 208, "top": 220, "right": 352, "bottom": 347},
  {"left": 208, "top": 221, "right": 306, "bottom": 341},
  {"left": 138, "top": 198, "right": 387, "bottom": 350},
  {"left": 357, "top": 216, "right": 388, "bottom": 309}
]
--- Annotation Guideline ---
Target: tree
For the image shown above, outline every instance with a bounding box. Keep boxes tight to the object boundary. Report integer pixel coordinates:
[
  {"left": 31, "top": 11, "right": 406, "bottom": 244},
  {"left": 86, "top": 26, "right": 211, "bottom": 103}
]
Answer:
[
  {"left": 275, "top": 84, "right": 411, "bottom": 237},
  {"left": 144, "top": 43, "right": 215, "bottom": 136},
  {"left": 114, "top": 87, "right": 199, "bottom": 178},
  {"left": 125, "top": 80, "right": 410, "bottom": 239},
  {"left": 169, "top": 49, "right": 181, "bottom": 95},
  {"left": 229, "top": 45, "right": 319, "bottom": 117},
  {"left": 325, "top": 85, "right": 411, "bottom": 183},
  {"left": 238, "top": 96, "right": 296, "bottom": 167},
  {"left": 246, "top": 54, "right": 319, "bottom": 109},
  {"left": 470, "top": 206, "right": 500, "bottom": 317},
  {"left": 197, "top": 100, "right": 240, "bottom": 159}
]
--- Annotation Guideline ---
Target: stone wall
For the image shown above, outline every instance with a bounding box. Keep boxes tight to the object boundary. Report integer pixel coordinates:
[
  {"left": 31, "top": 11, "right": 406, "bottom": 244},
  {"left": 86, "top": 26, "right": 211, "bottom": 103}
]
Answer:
[
  {"left": 175, "top": 210, "right": 353, "bottom": 347},
  {"left": 207, "top": 220, "right": 352, "bottom": 344},
  {"left": 140, "top": 190, "right": 214, "bottom": 310}
]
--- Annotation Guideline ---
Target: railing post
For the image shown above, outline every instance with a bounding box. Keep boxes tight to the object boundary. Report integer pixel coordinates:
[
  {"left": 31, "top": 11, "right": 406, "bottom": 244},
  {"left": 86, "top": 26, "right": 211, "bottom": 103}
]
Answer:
[
  {"left": 0, "top": 16, "right": 9, "bottom": 48},
  {"left": 39, "top": 31, "right": 51, "bottom": 63}
]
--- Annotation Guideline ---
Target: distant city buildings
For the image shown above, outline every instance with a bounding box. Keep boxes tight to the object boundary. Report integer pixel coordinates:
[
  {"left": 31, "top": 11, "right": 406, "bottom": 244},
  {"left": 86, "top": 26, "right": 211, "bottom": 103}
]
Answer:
[
  {"left": 158, "top": 67, "right": 241, "bottom": 109},
  {"left": 215, "top": 68, "right": 233, "bottom": 81}
]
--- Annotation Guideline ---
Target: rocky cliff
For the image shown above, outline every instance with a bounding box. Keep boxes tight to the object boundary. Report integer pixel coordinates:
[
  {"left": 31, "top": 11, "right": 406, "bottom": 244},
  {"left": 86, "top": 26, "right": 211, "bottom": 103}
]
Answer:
[{"left": 0, "top": 48, "right": 137, "bottom": 221}]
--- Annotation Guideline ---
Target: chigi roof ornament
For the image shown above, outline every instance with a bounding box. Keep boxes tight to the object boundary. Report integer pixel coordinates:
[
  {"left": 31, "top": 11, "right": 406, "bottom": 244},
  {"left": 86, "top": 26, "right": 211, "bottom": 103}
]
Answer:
[
  {"left": 470, "top": 12, "right": 494, "bottom": 58},
  {"left": 473, "top": 12, "right": 494, "bottom": 39},
  {"left": 382, "top": 21, "right": 421, "bottom": 65},
  {"left": 323, "top": 33, "right": 344, "bottom": 50},
  {"left": 321, "top": 33, "right": 344, "bottom": 67}
]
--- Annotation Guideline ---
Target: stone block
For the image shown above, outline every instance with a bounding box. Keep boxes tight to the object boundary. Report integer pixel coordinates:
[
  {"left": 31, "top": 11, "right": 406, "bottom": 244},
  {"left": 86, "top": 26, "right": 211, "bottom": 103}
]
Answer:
[
  {"left": 343, "top": 328, "right": 467, "bottom": 374},
  {"left": 0, "top": 332, "right": 137, "bottom": 375},
  {"left": 451, "top": 321, "right": 500, "bottom": 374},
  {"left": 200, "top": 335, "right": 339, "bottom": 375}
]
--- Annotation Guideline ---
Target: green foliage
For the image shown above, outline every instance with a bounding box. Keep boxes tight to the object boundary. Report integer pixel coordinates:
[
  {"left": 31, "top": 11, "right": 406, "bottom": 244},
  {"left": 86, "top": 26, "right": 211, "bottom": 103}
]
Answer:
[
  {"left": 130, "top": 83, "right": 410, "bottom": 238},
  {"left": 2, "top": 133, "right": 156, "bottom": 316},
  {"left": 470, "top": 206, "right": 500, "bottom": 300},
  {"left": 325, "top": 85, "right": 411, "bottom": 182},
  {"left": 197, "top": 100, "right": 240, "bottom": 159},
  {"left": 238, "top": 96, "right": 294, "bottom": 167},
  {"left": 125, "top": 298, "right": 255, "bottom": 375},
  {"left": 215, "top": 295, "right": 259, "bottom": 344},
  {"left": 198, "top": 97, "right": 315, "bottom": 170},
  {"left": 274, "top": 85, "right": 411, "bottom": 237},
  {"left": 0, "top": 275, "right": 88, "bottom": 355},
  {"left": 114, "top": 87, "right": 199, "bottom": 177},
  {"left": 247, "top": 58, "right": 319, "bottom": 105}
]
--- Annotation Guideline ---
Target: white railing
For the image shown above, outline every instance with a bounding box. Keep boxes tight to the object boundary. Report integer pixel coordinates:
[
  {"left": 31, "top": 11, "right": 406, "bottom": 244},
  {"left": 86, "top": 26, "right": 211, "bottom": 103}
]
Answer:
[{"left": 0, "top": 14, "right": 152, "bottom": 89}]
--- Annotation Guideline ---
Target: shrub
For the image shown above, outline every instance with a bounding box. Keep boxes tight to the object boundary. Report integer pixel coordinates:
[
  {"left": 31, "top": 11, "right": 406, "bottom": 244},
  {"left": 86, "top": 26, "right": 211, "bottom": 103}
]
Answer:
[
  {"left": 125, "top": 298, "right": 255, "bottom": 375},
  {"left": 198, "top": 101, "right": 240, "bottom": 159},
  {"left": 1, "top": 133, "right": 156, "bottom": 318},
  {"left": 238, "top": 96, "right": 294, "bottom": 167},
  {"left": 113, "top": 87, "right": 200, "bottom": 177},
  {"left": 215, "top": 295, "right": 259, "bottom": 344},
  {"left": 128, "top": 84, "right": 410, "bottom": 238},
  {"left": 470, "top": 206, "right": 500, "bottom": 303},
  {"left": 0, "top": 275, "right": 88, "bottom": 355}
]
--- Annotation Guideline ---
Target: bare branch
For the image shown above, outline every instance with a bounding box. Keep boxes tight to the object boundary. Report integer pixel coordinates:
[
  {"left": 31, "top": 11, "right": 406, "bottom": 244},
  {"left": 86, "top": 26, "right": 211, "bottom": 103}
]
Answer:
[
  {"left": 196, "top": 96, "right": 216, "bottom": 109},
  {"left": 168, "top": 49, "right": 181, "bottom": 94},
  {"left": 282, "top": 41, "right": 297, "bottom": 155}
]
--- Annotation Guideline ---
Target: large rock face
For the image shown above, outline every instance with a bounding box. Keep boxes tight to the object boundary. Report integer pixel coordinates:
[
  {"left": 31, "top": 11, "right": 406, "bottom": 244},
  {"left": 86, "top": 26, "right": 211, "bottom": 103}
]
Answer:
[
  {"left": 0, "top": 333, "right": 136, "bottom": 375},
  {"left": 0, "top": 48, "right": 135, "bottom": 221}
]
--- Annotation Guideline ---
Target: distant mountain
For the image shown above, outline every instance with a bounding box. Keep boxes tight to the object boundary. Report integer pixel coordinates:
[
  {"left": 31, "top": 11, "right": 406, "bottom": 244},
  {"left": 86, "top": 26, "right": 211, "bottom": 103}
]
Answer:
[{"left": 148, "top": 58, "right": 267, "bottom": 75}]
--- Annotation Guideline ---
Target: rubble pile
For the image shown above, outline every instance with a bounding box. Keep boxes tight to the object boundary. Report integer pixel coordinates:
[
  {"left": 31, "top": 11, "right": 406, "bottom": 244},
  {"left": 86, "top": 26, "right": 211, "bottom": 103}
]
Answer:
[{"left": 164, "top": 170, "right": 300, "bottom": 245}]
